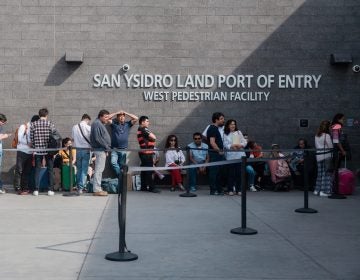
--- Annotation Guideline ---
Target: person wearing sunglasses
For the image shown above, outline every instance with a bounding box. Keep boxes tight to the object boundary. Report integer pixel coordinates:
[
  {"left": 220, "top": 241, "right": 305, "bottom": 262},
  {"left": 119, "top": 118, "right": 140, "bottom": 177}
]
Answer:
[
  {"left": 165, "top": 135, "right": 185, "bottom": 192},
  {"left": 187, "top": 132, "right": 209, "bottom": 192}
]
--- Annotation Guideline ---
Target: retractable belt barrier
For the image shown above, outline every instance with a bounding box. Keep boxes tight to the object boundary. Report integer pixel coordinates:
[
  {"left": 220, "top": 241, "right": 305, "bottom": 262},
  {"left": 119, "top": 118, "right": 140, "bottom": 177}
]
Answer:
[{"left": 3, "top": 146, "right": 333, "bottom": 261}]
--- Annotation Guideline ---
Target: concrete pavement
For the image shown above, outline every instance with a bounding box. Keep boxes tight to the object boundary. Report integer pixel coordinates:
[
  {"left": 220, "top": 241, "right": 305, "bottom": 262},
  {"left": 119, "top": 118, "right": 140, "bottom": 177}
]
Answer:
[{"left": 0, "top": 187, "right": 359, "bottom": 280}]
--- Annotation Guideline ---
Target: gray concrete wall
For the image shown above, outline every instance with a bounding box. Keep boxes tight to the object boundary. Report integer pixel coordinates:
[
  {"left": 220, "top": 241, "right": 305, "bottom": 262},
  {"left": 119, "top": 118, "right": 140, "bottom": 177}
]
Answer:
[{"left": 0, "top": 0, "right": 359, "bottom": 180}]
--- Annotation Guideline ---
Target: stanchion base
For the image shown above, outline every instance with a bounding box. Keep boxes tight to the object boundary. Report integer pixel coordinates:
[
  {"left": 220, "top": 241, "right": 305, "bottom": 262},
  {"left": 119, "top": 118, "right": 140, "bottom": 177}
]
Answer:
[
  {"left": 230, "top": 227, "right": 258, "bottom": 235},
  {"left": 105, "top": 251, "right": 138, "bottom": 262},
  {"left": 328, "top": 194, "right": 347, "bottom": 199},
  {"left": 295, "top": 208, "right": 318, "bottom": 213},
  {"left": 63, "top": 192, "right": 80, "bottom": 197},
  {"left": 179, "top": 192, "right": 197, "bottom": 197}
]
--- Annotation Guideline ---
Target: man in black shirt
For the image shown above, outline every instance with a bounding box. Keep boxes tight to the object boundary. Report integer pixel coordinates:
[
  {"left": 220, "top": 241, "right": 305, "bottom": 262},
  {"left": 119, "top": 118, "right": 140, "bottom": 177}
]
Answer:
[{"left": 207, "top": 112, "right": 225, "bottom": 195}]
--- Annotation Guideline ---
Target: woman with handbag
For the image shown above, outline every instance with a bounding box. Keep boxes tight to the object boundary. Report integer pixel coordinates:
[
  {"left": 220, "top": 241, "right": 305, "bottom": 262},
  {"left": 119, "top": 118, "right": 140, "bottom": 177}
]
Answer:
[
  {"left": 314, "top": 120, "right": 333, "bottom": 196},
  {"left": 164, "top": 135, "right": 185, "bottom": 192},
  {"left": 223, "top": 119, "right": 247, "bottom": 195}
]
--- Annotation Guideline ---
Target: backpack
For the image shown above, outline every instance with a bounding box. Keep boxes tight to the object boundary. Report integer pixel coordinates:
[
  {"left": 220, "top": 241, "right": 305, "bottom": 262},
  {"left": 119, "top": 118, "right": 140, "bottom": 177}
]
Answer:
[
  {"left": 48, "top": 129, "right": 62, "bottom": 155},
  {"left": 275, "top": 159, "right": 291, "bottom": 179},
  {"left": 11, "top": 123, "right": 28, "bottom": 148}
]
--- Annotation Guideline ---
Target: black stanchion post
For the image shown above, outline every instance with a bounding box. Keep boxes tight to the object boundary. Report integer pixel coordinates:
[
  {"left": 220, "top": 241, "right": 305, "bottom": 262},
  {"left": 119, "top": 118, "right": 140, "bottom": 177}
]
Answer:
[
  {"left": 63, "top": 145, "right": 79, "bottom": 197},
  {"left": 180, "top": 148, "right": 197, "bottom": 198},
  {"left": 295, "top": 151, "right": 317, "bottom": 213},
  {"left": 231, "top": 156, "right": 257, "bottom": 235},
  {"left": 105, "top": 165, "right": 138, "bottom": 261}
]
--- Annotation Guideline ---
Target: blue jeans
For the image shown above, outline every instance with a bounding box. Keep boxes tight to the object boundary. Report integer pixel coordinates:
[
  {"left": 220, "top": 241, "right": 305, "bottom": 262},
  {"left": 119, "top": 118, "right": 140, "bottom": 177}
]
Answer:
[
  {"left": 111, "top": 150, "right": 126, "bottom": 191},
  {"left": 76, "top": 149, "right": 91, "bottom": 190},
  {"left": 34, "top": 154, "right": 54, "bottom": 191},
  {"left": 111, "top": 150, "right": 127, "bottom": 176},
  {"left": 246, "top": 165, "right": 256, "bottom": 186},
  {"left": 188, "top": 164, "right": 204, "bottom": 190}
]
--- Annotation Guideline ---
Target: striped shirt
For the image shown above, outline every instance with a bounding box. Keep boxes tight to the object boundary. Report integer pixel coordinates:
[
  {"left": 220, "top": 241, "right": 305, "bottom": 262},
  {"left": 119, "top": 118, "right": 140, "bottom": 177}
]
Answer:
[
  {"left": 137, "top": 126, "right": 155, "bottom": 154},
  {"left": 30, "top": 119, "right": 56, "bottom": 155}
]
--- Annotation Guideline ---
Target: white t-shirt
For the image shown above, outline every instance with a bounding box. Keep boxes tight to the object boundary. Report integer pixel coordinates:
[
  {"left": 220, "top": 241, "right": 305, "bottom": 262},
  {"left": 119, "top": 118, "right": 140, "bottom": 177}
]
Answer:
[{"left": 315, "top": 133, "right": 333, "bottom": 162}]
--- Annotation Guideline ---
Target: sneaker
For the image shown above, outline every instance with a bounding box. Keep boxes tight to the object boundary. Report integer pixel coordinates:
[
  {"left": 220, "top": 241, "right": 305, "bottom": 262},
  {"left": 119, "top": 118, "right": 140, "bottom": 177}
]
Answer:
[
  {"left": 93, "top": 191, "right": 108, "bottom": 196},
  {"left": 0, "top": 189, "right": 5, "bottom": 194},
  {"left": 190, "top": 187, "right": 196, "bottom": 192},
  {"left": 313, "top": 190, "right": 319, "bottom": 196},
  {"left": 78, "top": 189, "right": 83, "bottom": 195},
  {"left": 319, "top": 191, "right": 330, "bottom": 197},
  {"left": 148, "top": 188, "right": 161, "bottom": 193},
  {"left": 33, "top": 190, "right": 39, "bottom": 196},
  {"left": 210, "top": 191, "right": 216, "bottom": 195},
  {"left": 237, "top": 192, "right": 242, "bottom": 196},
  {"left": 228, "top": 191, "right": 234, "bottom": 196},
  {"left": 48, "top": 190, "right": 55, "bottom": 196},
  {"left": 249, "top": 185, "right": 257, "bottom": 192}
]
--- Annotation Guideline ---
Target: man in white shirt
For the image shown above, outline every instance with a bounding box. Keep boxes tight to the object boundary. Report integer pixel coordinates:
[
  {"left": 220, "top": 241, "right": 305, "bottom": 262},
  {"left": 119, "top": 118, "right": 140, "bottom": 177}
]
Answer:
[{"left": 72, "top": 114, "right": 91, "bottom": 194}]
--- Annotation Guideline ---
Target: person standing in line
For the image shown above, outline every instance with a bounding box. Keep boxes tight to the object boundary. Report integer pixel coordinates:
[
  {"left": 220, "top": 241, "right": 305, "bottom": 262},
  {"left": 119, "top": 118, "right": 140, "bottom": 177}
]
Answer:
[
  {"left": 0, "top": 113, "right": 10, "bottom": 194},
  {"left": 188, "top": 132, "right": 209, "bottom": 192},
  {"left": 14, "top": 115, "right": 40, "bottom": 195},
  {"left": 206, "top": 112, "right": 225, "bottom": 195},
  {"left": 109, "top": 111, "right": 138, "bottom": 190},
  {"left": 137, "top": 116, "right": 160, "bottom": 193},
  {"left": 164, "top": 134, "right": 185, "bottom": 192},
  {"left": 330, "top": 113, "right": 346, "bottom": 195},
  {"left": 72, "top": 114, "right": 91, "bottom": 194},
  {"left": 90, "top": 109, "right": 115, "bottom": 196},
  {"left": 223, "top": 119, "right": 247, "bottom": 195},
  {"left": 314, "top": 120, "right": 333, "bottom": 197},
  {"left": 30, "top": 108, "right": 60, "bottom": 196}
]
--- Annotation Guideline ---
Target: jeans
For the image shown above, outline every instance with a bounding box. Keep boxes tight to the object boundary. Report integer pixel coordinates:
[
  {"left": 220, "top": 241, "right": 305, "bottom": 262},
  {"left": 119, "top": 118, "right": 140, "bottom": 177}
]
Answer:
[
  {"left": 227, "top": 163, "right": 241, "bottom": 192},
  {"left": 76, "top": 149, "right": 91, "bottom": 190},
  {"left": 34, "top": 154, "right": 54, "bottom": 191},
  {"left": 208, "top": 152, "right": 224, "bottom": 193},
  {"left": 93, "top": 151, "right": 106, "bottom": 193},
  {"left": 13, "top": 151, "right": 32, "bottom": 191},
  {"left": 246, "top": 165, "right": 256, "bottom": 186},
  {"left": 188, "top": 167, "right": 197, "bottom": 189},
  {"left": 111, "top": 150, "right": 126, "bottom": 176}
]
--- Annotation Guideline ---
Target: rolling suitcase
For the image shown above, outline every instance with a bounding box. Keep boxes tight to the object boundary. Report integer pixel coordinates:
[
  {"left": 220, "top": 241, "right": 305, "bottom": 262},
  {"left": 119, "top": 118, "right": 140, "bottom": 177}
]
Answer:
[{"left": 338, "top": 157, "right": 355, "bottom": 195}]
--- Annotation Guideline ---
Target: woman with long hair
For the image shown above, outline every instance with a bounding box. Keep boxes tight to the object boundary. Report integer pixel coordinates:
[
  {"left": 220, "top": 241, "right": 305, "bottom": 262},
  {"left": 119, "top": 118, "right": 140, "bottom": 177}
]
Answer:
[
  {"left": 330, "top": 113, "right": 347, "bottom": 196},
  {"left": 164, "top": 134, "right": 185, "bottom": 192},
  {"left": 314, "top": 120, "right": 333, "bottom": 196},
  {"left": 223, "top": 119, "right": 247, "bottom": 195}
]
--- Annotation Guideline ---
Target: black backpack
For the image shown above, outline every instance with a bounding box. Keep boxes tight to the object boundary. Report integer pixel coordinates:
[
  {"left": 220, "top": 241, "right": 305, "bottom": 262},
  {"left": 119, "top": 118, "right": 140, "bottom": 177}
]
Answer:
[{"left": 48, "top": 129, "right": 62, "bottom": 156}]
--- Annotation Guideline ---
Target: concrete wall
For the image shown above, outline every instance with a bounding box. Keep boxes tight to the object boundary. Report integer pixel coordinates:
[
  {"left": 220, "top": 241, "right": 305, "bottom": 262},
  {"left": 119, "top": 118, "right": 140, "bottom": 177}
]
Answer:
[{"left": 1, "top": 0, "right": 359, "bottom": 181}]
